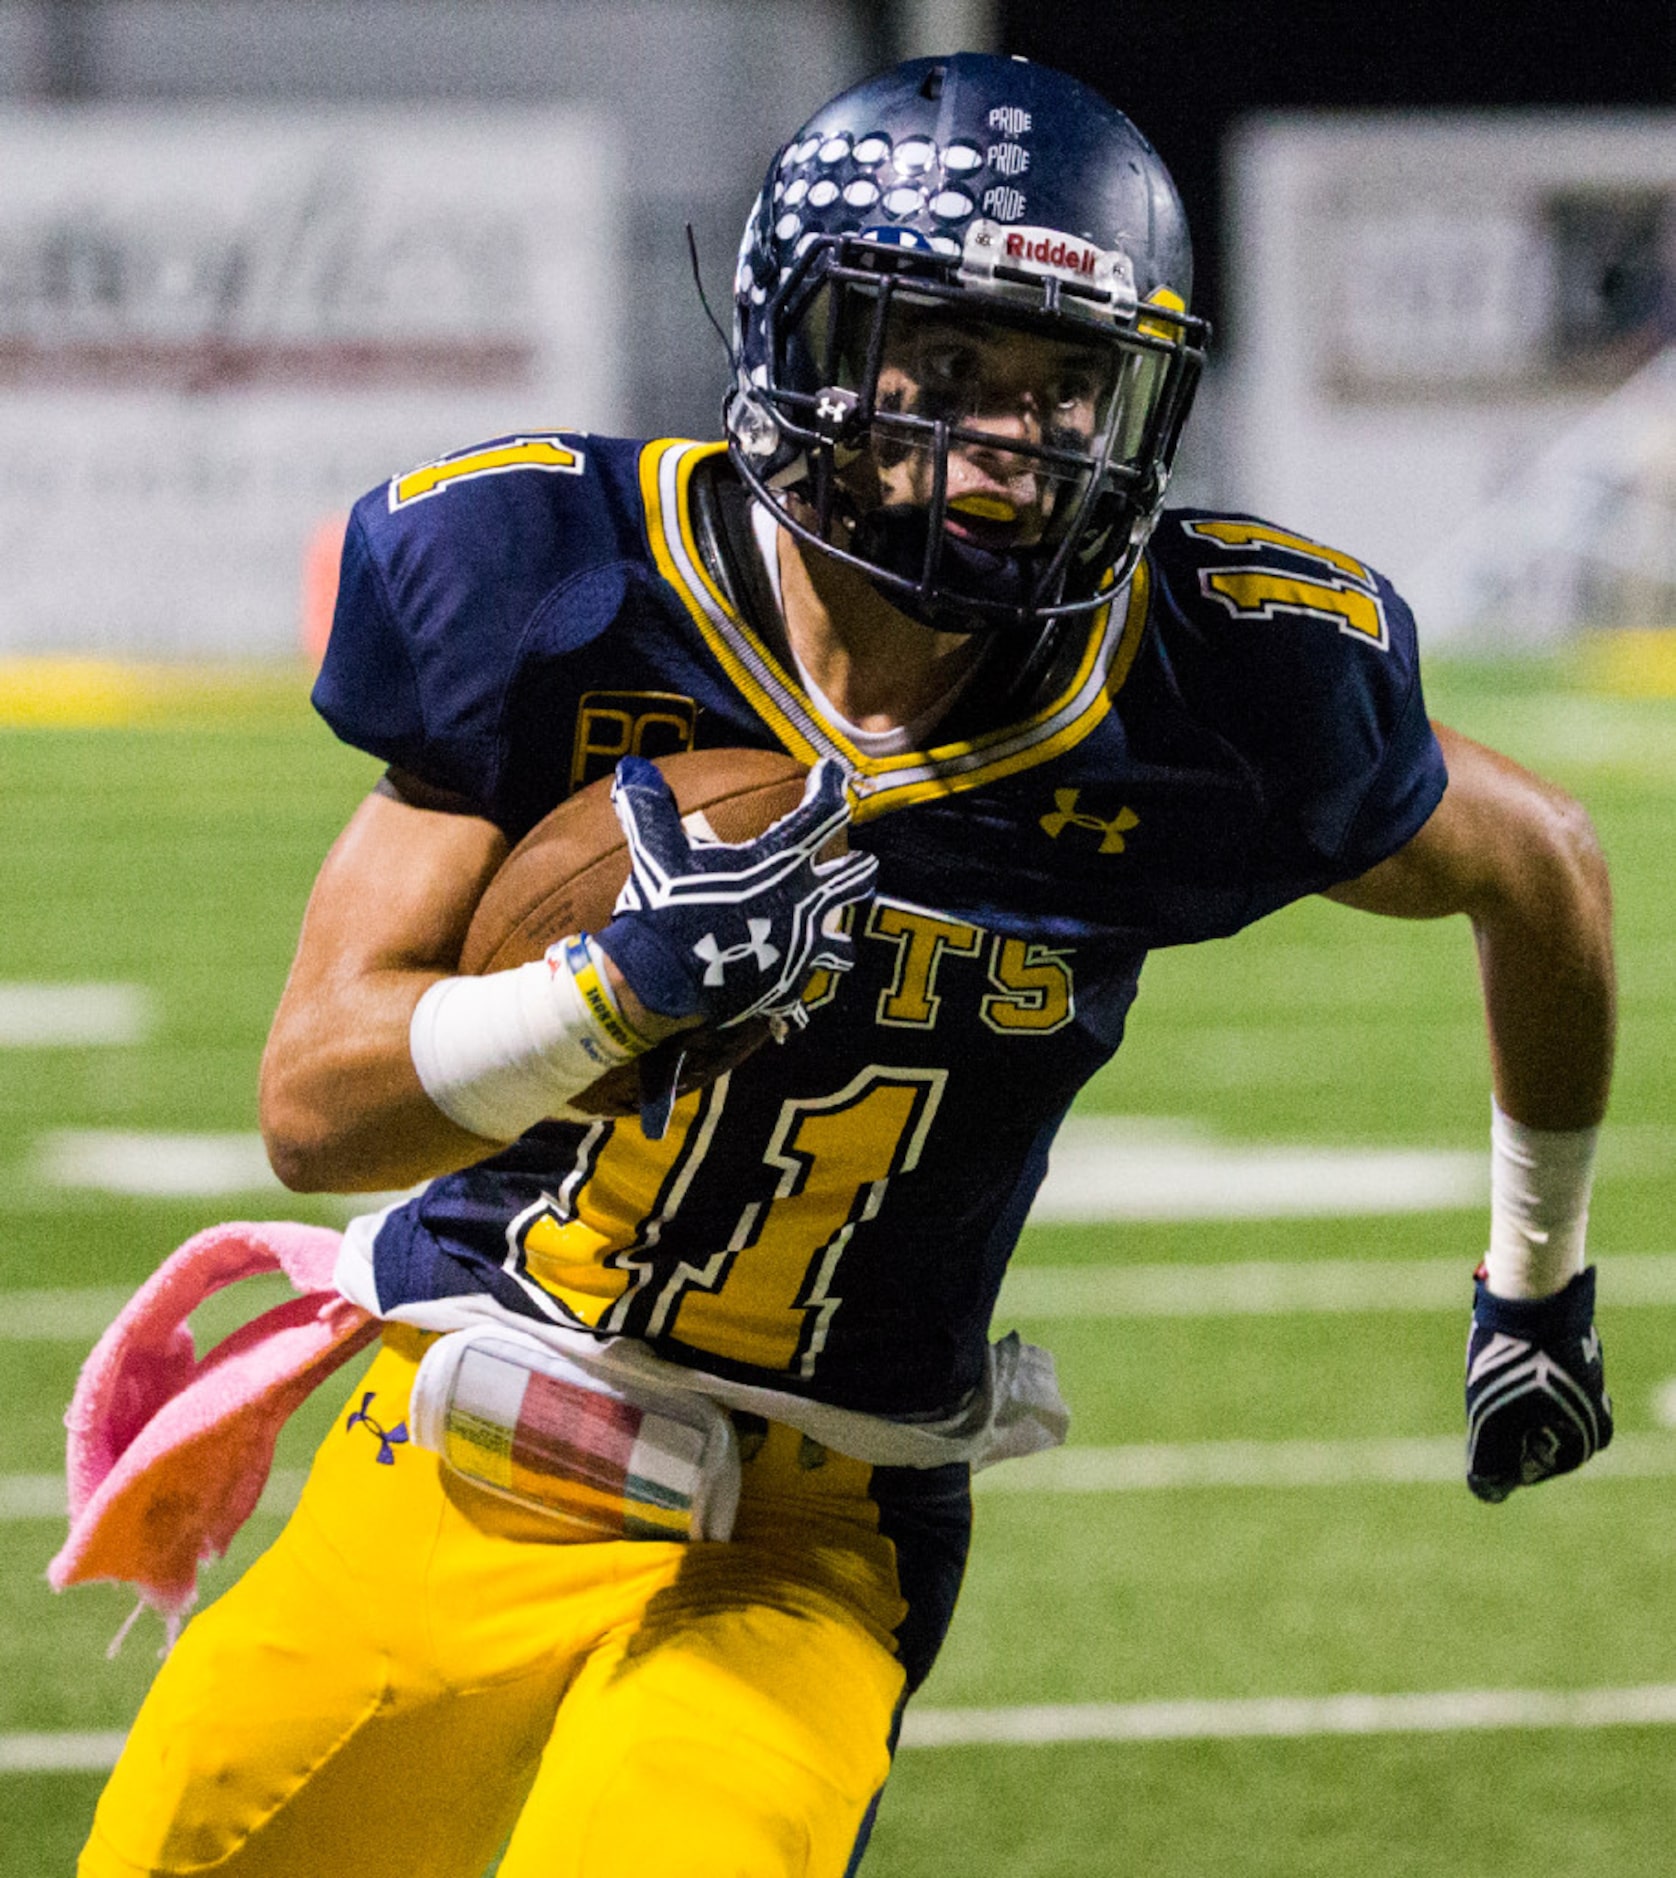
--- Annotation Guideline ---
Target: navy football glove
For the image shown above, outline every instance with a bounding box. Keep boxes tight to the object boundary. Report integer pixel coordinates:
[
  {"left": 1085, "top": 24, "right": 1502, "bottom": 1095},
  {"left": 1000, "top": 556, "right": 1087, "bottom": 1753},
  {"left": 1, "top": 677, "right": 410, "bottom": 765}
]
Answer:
[
  {"left": 594, "top": 754, "right": 877, "bottom": 1031},
  {"left": 1465, "top": 1266, "right": 1612, "bottom": 1503}
]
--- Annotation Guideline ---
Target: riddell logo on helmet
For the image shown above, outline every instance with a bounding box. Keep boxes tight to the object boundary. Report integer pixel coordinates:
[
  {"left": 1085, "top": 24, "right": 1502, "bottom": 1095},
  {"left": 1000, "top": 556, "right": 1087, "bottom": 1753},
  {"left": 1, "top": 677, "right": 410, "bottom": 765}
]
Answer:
[{"left": 1004, "top": 231, "right": 1099, "bottom": 277}]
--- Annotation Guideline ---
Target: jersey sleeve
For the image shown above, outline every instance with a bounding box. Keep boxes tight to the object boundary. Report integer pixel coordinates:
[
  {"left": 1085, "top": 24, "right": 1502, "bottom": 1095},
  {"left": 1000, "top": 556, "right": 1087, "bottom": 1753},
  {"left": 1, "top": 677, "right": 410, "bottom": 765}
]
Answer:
[
  {"left": 1147, "top": 511, "right": 1449, "bottom": 923},
  {"left": 311, "top": 503, "right": 434, "bottom": 784},
  {"left": 310, "top": 436, "right": 636, "bottom": 829},
  {"left": 1318, "top": 588, "right": 1446, "bottom": 877}
]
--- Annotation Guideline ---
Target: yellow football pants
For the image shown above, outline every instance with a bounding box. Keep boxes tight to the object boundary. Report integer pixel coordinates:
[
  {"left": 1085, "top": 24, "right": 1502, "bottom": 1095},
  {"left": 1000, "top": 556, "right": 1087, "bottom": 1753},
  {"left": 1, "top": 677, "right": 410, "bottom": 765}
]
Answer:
[{"left": 80, "top": 1329, "right": 914, "bottom": 1878}]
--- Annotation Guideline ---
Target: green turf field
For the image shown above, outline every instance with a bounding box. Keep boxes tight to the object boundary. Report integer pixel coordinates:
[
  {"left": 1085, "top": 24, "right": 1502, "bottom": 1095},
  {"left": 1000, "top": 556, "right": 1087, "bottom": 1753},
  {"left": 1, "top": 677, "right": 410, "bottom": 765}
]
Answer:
[{"left": 1, "top": 660, "right": 1671, "bottom": 1875}]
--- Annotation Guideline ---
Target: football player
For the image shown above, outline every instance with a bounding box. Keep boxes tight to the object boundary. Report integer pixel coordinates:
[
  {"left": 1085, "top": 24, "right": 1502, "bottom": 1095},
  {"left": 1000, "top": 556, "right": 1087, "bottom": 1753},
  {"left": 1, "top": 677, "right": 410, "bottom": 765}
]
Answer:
[{"left": 79, "top": 52, "right": 1614, "bottom": 1878}]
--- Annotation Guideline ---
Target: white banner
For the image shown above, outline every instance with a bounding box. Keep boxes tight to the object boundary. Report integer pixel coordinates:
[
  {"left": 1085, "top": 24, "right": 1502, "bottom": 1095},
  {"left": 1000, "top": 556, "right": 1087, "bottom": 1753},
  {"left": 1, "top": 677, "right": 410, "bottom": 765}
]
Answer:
[
  {"left": 1228, "top": 112, "right": 1676, "bottom": 639},
  {"left": 0, "top": 107, "right": 623, "bottom": 656}
]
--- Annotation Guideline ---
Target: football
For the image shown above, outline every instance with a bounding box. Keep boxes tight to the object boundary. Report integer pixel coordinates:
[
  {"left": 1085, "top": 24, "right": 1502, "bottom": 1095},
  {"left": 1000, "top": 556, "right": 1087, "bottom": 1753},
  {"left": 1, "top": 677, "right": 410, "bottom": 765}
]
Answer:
[{"left": 458, "top": 747, "right": 817, "bottom": 1115}]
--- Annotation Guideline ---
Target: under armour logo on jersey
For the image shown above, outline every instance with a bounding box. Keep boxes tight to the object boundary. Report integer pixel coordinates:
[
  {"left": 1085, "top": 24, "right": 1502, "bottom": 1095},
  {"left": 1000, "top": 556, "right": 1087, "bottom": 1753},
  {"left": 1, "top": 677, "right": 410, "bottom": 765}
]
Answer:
[
  {"left": 693, "top": 919, "right": 780, "bottom": 986},
  {"left": 345, "top": 1391, "right": 409, "bottom": 1465},
  {"left": 1039, "top": 789, "right": 1139, "bottom": 854}
]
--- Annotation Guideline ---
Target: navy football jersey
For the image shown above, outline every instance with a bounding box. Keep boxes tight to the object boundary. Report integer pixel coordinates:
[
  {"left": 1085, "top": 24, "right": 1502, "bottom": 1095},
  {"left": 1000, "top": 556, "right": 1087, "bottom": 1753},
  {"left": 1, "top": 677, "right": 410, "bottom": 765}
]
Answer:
[{"left": 314, "top": 432, "right": 1447, "bottom": 1418}]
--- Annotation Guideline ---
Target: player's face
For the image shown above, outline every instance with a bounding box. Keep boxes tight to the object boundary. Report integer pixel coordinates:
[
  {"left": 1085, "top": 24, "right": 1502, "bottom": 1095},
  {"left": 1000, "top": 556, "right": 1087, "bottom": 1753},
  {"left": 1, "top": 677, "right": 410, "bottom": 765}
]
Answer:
[
  {"left": 865, "top": 309, "right": 1111, "bottom": 549},
  {"left": 813, "top": 292, "right": 1163, "bottom": 567}
]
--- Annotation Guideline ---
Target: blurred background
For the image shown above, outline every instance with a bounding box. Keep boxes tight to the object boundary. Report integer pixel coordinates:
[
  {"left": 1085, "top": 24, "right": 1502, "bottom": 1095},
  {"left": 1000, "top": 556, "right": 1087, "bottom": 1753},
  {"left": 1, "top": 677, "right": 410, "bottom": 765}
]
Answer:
[
  {"left": 1, "top": 0, "right": 1672, "bottom": 663},
  {"left": 3, "top": 6, "right": 1676, "bottom": 1875}
]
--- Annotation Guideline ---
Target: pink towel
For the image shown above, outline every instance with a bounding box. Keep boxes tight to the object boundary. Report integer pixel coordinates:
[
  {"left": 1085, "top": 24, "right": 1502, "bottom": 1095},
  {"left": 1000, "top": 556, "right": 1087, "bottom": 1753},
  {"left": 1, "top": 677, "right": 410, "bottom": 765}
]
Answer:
[{"left": 48, "top": 1220, "right": 378, "bottom": 1642}]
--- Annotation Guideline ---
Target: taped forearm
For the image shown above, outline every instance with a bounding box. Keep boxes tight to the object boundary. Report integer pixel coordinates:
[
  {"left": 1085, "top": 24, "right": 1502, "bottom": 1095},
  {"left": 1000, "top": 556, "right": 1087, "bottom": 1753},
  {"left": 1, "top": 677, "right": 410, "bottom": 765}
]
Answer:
[
  {"left": 1484, "top": 1099, "right": 1599, "bottom": 1299},
  {"left": 409, "top": 936, "right": 648, "bottom": 1142}
]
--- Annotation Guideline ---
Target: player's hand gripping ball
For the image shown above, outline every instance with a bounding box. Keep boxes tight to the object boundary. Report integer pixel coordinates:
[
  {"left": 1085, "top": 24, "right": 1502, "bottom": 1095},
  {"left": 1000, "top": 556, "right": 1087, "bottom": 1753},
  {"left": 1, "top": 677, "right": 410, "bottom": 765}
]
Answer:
[
  {"left": 596, "top": 753, "right": 876, "bottom": 1029},
  {"left": 457, "top": 749, "right": 875, "bottom": 1126},
  {"left": 1465, "top": 1266, "right": 1613, "bottom": 1502}
]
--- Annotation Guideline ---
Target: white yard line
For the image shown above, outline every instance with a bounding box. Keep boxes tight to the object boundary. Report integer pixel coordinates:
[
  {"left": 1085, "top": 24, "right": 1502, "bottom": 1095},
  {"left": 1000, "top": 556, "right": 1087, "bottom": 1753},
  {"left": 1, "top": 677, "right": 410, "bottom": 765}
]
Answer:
[
  {"left": 6, "top": 1253, "right": 1674, "bottom": 1345},
  {"left": 24, "top": 1132, "right": 413, "bottom": 1210},
  {"left": 33, "top": 1132, "right": 284, "bottom": 1199},
  {"left": 1034, "top": 1120, "right": 1484, "bottom": 1220},
  {"left": 20, "top": 1117, "right": 1667, "bottom": 1219},
  {"left": 3, "top": 1273, "right": 298, "bottom": 1345},
  {"left": 973, "top": 1431, "right": 1676, "bottom": 1494},
  {"left": 0, "top": 984, "right": 154, "bottom": 1048},
  {"left": 0, "top": 1731, "right": 130, "bottom": 1774},
  {"left": 901, "top": 1683, "right": 1676, "bottom": 1749},
  {"left": 998, "top": 1250, "right": 1676, "bottom": 1318},
  {"left": 26, "top": 1121, "right": 1489, "bottom": 1218},
  {"left": 9, "top": 1683, "right": 1676, "bottom": 1772},
  {"left": 0, "top": 1475, "right": 66, "bottom": 1519},
  {"left": 8, "top": 1431, "right": 1673, "bottom": 1526},
  {"left": 0, "top": 1287, "right": 137, "bottom": 1342}
]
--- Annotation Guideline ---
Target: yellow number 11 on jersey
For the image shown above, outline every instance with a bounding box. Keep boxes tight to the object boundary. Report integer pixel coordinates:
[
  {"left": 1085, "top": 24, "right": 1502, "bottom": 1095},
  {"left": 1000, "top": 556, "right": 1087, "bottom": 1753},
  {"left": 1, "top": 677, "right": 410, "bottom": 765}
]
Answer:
[
  {"left": 1186, "top": 517, "right": 1391, "bottom": 651},
  {"left": 511, "top": 1066, "right": 948, "bottom": 1380},
  {"left": 388, "top": 436, "right": 586, "bottom": 510},
  {"left": 666, "top": 1068, "right": 947, "bottom": 1376}
]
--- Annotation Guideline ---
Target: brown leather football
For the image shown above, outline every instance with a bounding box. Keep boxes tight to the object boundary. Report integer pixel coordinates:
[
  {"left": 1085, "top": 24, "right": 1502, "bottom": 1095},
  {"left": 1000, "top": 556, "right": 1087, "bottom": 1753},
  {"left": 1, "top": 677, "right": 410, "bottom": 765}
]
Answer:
[{"left": 458, "top": 747, "right": 817, "bottom": 1116}]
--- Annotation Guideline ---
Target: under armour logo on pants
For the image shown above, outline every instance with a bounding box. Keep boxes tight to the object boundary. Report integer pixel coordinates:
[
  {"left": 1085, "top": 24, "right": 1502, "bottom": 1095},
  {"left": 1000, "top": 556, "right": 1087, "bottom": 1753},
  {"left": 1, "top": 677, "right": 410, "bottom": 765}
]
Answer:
[{"left": 345, "top": 1391, "right": 409, "bottom": 1465}]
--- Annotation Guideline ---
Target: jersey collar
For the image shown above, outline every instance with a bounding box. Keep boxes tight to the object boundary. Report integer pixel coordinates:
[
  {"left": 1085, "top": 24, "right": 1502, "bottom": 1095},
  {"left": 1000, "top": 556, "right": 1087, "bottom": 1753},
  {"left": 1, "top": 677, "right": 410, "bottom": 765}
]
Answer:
[{"left": 639, "top": 439, "right": 1149, "bottom": 823}]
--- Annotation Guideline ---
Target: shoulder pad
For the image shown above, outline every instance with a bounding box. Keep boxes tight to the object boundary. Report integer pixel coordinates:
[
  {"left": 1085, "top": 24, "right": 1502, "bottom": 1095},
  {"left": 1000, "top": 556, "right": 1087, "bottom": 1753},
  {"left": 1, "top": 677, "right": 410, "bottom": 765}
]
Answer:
[
  {"left": 313, "top": 433, "right": 651, "bottom": 818},
  {"left": 357, "top": 431, "right": 639, "bottom": 596},
  {"left": 1149, "top": 510, "right": 1401, "bottom": 656},
  {"left": 1143, "top": 507, "right": 1444, "bottom": 888}
]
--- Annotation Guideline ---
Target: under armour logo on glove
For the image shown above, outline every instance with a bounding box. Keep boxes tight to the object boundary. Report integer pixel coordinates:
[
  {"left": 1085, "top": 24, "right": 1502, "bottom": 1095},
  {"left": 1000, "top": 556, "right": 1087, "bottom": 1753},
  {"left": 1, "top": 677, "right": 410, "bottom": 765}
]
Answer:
[
  {"left": 1465, "top": 1266, "right": 1613, "bottom": 1503},
  {"left": 594, "top": 755, "right": 877, "bottom": 1030},
  {"left": 693, "top": 920, "right": 780, "bottom": 986}
]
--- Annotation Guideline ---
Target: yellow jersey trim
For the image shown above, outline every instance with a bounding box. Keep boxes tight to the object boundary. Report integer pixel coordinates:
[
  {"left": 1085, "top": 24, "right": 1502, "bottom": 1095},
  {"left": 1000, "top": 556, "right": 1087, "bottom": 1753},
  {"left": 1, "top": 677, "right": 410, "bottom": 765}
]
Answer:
[
  {"left": 639, "top": 440, "right": 830, "bottom": 768},
  {"left": 639, "top": 439, "right": 1152, "bottom": 822}
]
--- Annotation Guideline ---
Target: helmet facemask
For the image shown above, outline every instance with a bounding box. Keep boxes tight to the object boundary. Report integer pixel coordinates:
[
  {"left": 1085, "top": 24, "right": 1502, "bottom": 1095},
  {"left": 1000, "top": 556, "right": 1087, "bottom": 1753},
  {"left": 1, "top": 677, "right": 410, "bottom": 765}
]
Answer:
[
  {"left": 724, "top": 53, "right": 1210, "bottom": 638},
  {"left": 729, "top": 231, "right": 1205, "bottom": 633}
]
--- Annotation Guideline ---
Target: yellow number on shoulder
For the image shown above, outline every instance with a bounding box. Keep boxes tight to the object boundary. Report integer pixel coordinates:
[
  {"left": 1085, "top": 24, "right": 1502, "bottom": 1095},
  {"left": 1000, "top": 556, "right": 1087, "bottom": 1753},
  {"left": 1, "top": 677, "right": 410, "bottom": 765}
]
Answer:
[
  {"left": 1184, "top": 517, "right": 1389, "bottom": 651},
  {"left": 388, "top": 435, "right": 586, "bottom": 510}
]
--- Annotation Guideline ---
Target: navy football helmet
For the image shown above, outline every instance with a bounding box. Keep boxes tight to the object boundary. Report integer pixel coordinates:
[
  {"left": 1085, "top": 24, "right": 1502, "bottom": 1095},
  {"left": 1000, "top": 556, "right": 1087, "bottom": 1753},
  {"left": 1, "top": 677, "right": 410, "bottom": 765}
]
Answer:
[{"left": 725, "top": 53, "right": 1208, "bottom": 633}]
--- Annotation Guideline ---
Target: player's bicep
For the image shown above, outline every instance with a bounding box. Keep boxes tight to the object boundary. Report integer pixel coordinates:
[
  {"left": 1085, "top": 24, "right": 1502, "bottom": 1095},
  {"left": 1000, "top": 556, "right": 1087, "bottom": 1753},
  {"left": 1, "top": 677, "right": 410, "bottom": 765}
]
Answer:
[
  {"left": 279, "top": 783, "right": 509, "bottom": 1000},
  {"left": 261, "top": 785, "right": 512, "bottom": 1189},
  {"left": 1323, "top": 722, "right": 1597, "bottom": 923}
]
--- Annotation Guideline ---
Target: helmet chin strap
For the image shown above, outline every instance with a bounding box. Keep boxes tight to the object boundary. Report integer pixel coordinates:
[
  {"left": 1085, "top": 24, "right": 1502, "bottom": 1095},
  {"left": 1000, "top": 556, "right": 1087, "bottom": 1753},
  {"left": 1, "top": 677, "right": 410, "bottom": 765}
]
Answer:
[{"left": 847, "top": 504, "right": 1051, "bottom": 634}]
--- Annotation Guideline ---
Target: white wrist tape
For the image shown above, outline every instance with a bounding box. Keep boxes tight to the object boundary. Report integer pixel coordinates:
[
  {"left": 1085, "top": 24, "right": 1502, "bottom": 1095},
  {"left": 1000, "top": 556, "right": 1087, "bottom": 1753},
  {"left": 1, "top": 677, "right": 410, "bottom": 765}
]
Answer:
[
  {"left": 410, "top": 935, "right": 646, "bottom": 1143},
  {"left": 1485, "top": 1100, "right": 1599, "bottom": 1298}
]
